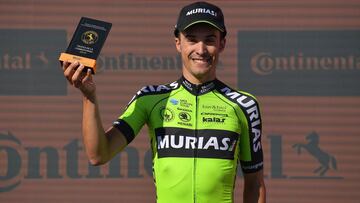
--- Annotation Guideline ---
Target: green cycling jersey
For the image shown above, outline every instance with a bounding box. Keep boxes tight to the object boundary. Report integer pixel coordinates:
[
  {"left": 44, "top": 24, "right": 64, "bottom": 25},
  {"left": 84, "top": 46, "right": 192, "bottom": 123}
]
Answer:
[{"left": 113, "top": 76, "right": 263, "bottom": 203}]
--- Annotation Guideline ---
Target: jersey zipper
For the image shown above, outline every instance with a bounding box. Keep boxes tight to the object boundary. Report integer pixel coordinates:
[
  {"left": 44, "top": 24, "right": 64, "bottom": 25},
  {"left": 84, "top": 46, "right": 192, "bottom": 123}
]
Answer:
[{"left": 193, "top": 91, "right": 199, "bottom": 203}]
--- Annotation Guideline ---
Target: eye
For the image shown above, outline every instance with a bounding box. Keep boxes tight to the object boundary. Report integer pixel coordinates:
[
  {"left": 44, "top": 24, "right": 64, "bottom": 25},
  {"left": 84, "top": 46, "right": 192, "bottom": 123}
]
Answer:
[
  {"left": 205, "top": 37, "right": 216, "bottom": 44},
  {"left": 186, "top": 37, "right": 197, "bottom": 44}
]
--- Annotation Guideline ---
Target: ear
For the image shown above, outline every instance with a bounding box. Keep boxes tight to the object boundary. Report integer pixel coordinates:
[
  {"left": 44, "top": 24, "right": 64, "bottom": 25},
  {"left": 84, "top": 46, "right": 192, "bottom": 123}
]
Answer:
[
  {"left": 219, "top": 38, "right": 226, "bottom": 53},
  {"left": 175, "top": 37, "right": 181, "bottom": 53}
]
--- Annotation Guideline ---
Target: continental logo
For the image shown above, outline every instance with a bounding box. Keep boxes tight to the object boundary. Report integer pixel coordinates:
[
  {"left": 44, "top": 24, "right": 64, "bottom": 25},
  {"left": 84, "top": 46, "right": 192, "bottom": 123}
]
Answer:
[
  {"left": 93, "top": 53, "right": 223, "bottom": 73},
  {"left": 292, "top": 131, "right": 337, "bottom": 177},
  {"left": 0, "top": 131, "right": 154, "bottom": 193},
  {"left": 0, "top": 52, "right": 48, "bottom": 70},
  {"left": 237, "top": 30, "right": 360, "bottom": 96},
  {"left": 251, "top": 52, "right": 360, "bottom": 76},
  {"left": 0, "top": 131, "right": 344, "bottom": 193},
  {"left": 0, "top": 29, "right": 67, "bottom": 95}
]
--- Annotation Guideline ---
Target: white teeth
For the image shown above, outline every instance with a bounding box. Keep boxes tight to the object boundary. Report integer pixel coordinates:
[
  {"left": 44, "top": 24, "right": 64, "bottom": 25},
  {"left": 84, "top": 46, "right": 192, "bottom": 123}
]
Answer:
[
  {"left": 193, "top": 59, "right": 208, "bottom": 63},
  {"left": 192, "top": 58, "right": 209, "bottom": 61}
]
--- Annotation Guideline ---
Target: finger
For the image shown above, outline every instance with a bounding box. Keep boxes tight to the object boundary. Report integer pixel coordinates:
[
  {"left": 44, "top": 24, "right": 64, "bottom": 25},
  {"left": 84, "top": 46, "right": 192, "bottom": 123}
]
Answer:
[
  {"left": 62, "top": 61, "right": 70, "bottom": 71},
  {"left": 86, "top": 68, "right": 92, "bottom": 79},
  {"left": 87, "top": 68, "right": 92, "bottom": 77},
  {"left": 72, "top": 64, "right": 86, "bottom": 87},
  {"left": 64, "top": 61, "right": 79, "bottom": 81},
  {"left": 64, "top": 61, "right": 78, "bottom": 76},
  {"left": 72, "top": 63, "right": 86, "bottom": 81},
  {"left": 81, "top": 68, "right": 92, "bottom": 83}
]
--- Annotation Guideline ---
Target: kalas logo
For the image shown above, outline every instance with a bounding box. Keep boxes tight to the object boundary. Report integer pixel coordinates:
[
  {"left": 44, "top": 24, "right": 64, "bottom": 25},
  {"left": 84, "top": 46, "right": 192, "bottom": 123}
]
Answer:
[{"left": 202, "top": 117, "right": 225, "bottom": 123}]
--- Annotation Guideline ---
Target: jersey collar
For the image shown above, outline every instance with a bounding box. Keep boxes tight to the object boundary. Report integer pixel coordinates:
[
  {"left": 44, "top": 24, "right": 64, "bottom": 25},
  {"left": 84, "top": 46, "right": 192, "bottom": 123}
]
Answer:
[{"left": 179, "top": 76, "right": 218, "bottom": 95}]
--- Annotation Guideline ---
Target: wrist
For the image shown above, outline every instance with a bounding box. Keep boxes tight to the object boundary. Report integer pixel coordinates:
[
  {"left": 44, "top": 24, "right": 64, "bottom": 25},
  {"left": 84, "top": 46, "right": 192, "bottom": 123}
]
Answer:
[{"left": 83, "top": 92, "right": 97, "bottom": 103}]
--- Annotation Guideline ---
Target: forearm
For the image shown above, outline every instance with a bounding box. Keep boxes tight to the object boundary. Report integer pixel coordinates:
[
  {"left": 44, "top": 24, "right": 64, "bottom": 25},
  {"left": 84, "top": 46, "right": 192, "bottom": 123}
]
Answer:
[
  {"left": 82, "top": 94, "right": 109, "bottom": 165},
  {"left": 63, "top": 61, "right": 113, "bottom": 165},
  {"left": 243, "top": 183, "right": 266, "bottom": 203},
  {"left": 243, "top": 170, "right": 266, "bottom": 203}
]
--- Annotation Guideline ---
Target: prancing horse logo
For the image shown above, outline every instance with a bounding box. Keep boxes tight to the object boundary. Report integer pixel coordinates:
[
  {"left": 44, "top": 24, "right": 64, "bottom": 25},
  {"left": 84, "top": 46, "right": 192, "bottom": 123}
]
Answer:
[{"left": 292, "top": 131, "right": 337, "bottom": 176}]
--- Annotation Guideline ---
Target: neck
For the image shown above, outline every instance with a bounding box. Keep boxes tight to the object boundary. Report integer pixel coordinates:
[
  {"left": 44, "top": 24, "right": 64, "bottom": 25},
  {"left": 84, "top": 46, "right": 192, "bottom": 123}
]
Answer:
[
  {"left": 179, "top": 76, "right": 217, "bottom": 95},
  {"left": 182, "top": 70, "right": 216, "bottom": 85}
]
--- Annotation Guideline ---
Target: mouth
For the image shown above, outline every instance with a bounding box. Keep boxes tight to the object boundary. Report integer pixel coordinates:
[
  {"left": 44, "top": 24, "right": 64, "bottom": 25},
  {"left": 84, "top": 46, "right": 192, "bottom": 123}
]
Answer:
[{"left": 191, "top": 56, "right": 211, "bottom": 65}]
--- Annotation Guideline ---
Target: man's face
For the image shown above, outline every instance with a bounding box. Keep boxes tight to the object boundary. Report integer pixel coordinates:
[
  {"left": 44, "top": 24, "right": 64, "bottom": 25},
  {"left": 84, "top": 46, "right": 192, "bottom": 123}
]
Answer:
[{"left": 175, "top": 23, "right": 225, "bottom": 83}]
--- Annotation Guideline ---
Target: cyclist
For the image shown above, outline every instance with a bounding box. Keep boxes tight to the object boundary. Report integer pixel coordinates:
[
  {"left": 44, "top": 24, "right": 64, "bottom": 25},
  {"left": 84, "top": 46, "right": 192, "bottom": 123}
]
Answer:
[{"left": 63, "top": 1, "right": 266, "bottom": 203}]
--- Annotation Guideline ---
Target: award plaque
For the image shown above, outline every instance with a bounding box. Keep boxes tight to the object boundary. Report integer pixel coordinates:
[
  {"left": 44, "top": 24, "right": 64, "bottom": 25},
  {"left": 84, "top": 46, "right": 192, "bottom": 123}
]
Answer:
[{"left": 59, "top": 17, "right": 112, "bottom": 74}]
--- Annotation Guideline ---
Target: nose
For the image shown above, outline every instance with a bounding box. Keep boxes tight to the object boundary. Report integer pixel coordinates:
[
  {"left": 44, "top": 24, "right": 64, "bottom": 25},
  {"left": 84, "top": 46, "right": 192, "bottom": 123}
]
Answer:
[{"left": 195, "top": 41, "right": 207, "bottom": 55}]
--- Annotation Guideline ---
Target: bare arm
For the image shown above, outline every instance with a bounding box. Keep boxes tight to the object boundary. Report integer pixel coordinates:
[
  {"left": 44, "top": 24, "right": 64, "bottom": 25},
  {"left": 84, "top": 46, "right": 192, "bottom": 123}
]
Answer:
[
  {"left": 82, "top": 93, "right": 127, "bottom": 165},
  {"left": 243, "top": 170, "right": 266, "bottom": 203},
  {"left": 63, "top": 61, "right": 127, "bottom": 165}
]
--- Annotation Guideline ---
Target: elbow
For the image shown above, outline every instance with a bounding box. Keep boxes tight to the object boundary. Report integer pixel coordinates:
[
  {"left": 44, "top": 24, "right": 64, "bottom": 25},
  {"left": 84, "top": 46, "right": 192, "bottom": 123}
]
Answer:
[
  {"left": 89, "top": 159, "right": 103, "bottom": 166},
  {"left": 88, "top": 155, "right": 108, "bottom": 166}
]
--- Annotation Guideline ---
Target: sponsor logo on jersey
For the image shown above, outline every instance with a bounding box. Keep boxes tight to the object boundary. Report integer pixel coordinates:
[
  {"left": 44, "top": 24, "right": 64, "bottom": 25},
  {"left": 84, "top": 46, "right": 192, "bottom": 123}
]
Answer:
[
  {"left": 170, "top": 98, "right": 179, "bottom": 105},
  {"left": 202, "top": 104, "right": 227, "bottom": 112},
  {"left": 127, "top": 81, "right": 179, "bottom": 107},
  {"left": 199, "top": 82, "right": 215, "bottom": 94},
  {"left": 202, "top": 116, "right": 225, "bottom": 123},
  {"left": 138, "top": 82, "right": 179, "bottom": 95},
  {"left": 179, "top": 112, "right": 191, "bottom": 122},
  {"left": 155, "top": 127, "right": 239, "bottom": 159},
  {"left": 219, "top": 87, "right": 262, "bottom": 153},
  {"left": 160, "top": 107, "right": 175, "bottom": 122},
  {"left": 180, "top": 99, "right": 192, "bottom": 108},
  {"left": 177, "top": 122, "right": 192, "bottom": 127},
  {"left": 157, "top": 134, "right": 233, "bottom": 151},
  {"left": 177, "top": 107, "right": 192, "bottom": 113},
  {"left": 181, "top": 78, "right": 216, "bottom": 94},
  {"left": 182, "top": 79, "right": 194, "bottom": 91},
  {"left": 201, "top": 112, "right": 228, "bottom": 117}
]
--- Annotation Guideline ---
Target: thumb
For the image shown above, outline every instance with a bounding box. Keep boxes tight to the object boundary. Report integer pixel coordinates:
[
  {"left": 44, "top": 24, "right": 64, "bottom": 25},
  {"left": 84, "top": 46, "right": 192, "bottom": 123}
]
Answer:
[
  {"left": 85, "top": 68, "right": 92, "bottom": 80},
  {"left": 81, "top": 68, "right": 93, "bottom": 83}
]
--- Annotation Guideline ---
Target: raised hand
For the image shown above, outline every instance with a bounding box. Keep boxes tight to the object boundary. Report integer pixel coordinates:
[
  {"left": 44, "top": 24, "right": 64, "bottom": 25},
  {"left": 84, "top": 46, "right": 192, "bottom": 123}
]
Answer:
[{"left": 62, "top": 61, "right": 96, "bottom": 99}]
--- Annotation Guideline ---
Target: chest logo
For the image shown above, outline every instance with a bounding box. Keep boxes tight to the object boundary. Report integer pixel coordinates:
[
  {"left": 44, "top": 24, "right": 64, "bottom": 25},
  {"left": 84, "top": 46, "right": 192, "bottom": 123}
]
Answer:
[
  {"left": 160, "top": 107, "right": 174, "bottom": 122},
  {"left": 179, "top": 112, "right": 191, "bottom": 122},
  {"left": 203, "top": 117, "right": 226, "bottom": 123}
]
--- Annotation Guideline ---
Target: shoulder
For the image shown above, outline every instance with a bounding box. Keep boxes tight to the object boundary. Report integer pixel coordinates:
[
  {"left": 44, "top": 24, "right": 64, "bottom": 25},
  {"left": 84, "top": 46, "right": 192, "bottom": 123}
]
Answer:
[
  {"left": 135, "top": 80, "right": 180, "bottom": 98},
  {"left": 215, "top": 80, "right": 260, "bottom": 109},
  {"left": 126, "top": 80, "right": 181, "bottom": 106}
]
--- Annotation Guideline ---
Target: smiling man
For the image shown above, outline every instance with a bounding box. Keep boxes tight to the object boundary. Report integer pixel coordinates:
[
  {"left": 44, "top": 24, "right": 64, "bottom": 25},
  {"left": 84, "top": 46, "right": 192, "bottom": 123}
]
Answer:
[{"left": 63, "top": 1, "right": 266, "bottom": 203}]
